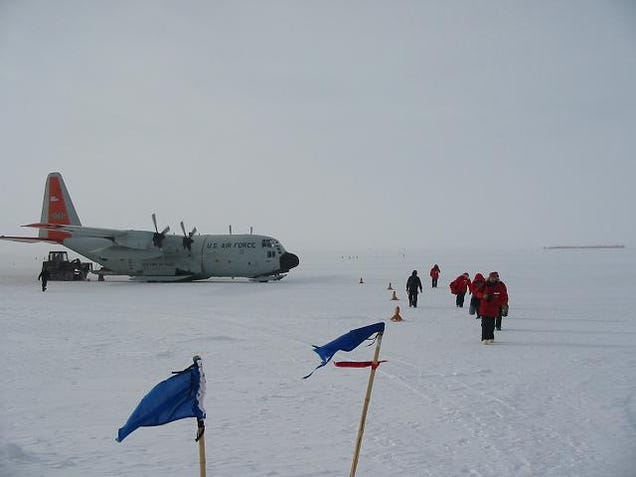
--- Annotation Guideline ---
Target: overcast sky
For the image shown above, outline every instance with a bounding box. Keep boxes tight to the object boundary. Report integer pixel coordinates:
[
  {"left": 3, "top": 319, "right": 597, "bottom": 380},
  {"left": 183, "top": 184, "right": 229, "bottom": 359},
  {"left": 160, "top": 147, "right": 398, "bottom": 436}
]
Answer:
[{"left": 1, "top": 1, "right": 635, "bottom": 252}]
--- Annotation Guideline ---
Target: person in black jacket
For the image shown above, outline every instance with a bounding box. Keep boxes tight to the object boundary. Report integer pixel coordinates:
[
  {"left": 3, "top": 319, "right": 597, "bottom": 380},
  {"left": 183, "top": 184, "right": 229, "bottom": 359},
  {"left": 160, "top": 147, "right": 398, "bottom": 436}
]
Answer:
[
  {"left": 406, "top": 270, "right": 423, "bottom": 308},
  {"left": 38, "top": 267, "right": 51, "bottom": 292}
]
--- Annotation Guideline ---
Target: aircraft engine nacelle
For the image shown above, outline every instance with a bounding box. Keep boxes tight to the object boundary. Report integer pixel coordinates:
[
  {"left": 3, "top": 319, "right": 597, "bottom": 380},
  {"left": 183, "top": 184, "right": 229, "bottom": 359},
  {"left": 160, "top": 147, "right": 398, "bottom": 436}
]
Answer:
[{"left": 113, "top": 231, "right": 155, "bottom": 250}]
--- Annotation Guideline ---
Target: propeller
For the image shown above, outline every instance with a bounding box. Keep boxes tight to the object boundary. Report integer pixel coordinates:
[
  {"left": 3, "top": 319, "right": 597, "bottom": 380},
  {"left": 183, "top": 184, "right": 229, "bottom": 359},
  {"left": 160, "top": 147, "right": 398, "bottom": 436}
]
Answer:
[
  {"left": 180, "top": 221, "right": 197, "bottom": 251},
  {"left": 152, "top": 213, "right": 170, "bottom": 249}
]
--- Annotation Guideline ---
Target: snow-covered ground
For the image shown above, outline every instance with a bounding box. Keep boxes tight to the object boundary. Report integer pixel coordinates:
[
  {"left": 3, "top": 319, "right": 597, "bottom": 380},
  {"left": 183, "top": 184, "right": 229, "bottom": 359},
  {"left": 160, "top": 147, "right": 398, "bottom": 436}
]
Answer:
[{"left": 1, "top": 245, "right": 635, "bottom": 476}]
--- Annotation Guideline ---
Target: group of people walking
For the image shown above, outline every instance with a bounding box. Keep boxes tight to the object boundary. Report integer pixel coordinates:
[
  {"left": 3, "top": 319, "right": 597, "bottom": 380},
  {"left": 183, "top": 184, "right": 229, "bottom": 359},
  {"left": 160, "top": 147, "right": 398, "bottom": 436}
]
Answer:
[
  {"left": 406, "top": 265, "right": 509, "bottom": 345},
  {"left": 449, "top": 270, "right": 509, "bottom": 344}
]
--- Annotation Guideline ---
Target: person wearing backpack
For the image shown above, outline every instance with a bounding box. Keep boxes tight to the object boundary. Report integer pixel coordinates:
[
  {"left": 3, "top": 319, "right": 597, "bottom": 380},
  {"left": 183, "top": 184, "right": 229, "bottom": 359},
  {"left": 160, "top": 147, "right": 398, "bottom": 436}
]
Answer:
[
  {"left": 406, "top": 270, "right": 423, "bottom": 308},
  {"left": 478, "top": 271, "right": 509, "bottom": 343},
  {"left": 450, "top": 273, "right": 471, "bottom": 308}
]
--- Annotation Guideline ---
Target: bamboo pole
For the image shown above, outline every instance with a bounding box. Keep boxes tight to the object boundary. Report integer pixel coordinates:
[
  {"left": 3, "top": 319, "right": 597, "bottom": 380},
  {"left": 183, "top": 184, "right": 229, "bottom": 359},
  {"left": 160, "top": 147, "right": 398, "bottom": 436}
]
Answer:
[
  {"left": 192, "top": 355, "right": 206, "bottom": 477},
  {"left": 349, "top": 331, "right": 384, "bottom": 477},
  {"left": 197, "top": 418, "right": 206, "bottom": 477}
]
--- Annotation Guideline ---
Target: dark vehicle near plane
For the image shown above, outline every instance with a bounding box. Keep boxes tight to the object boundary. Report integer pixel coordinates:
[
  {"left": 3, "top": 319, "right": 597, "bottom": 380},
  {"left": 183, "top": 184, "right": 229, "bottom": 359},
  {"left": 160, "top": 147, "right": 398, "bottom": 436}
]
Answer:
[{"left": 42, "top": 251, "right": 92, "bottom": 281}]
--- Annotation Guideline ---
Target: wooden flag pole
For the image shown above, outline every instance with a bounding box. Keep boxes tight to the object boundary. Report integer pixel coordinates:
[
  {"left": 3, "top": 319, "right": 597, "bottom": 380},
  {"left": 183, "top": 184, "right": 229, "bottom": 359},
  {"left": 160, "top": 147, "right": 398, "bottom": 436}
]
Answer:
[
  {"left": 349, "top": 331, "right": 384, "bottom": 477},
  {"left": 194, "top": 355, "right": 206, "bottom": 477},
  {"left": 197, "top": 418, "right": 206, "bottom": 477}
]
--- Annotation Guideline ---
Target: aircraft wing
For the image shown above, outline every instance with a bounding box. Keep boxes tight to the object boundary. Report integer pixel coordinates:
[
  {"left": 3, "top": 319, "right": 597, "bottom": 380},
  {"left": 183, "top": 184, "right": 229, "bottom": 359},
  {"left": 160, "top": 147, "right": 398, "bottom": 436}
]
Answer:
[
  {"left": 23, "top": 223, "right": 156, "bottom": 250},
  {"left": 0, "top": 235, "right": 61, "bottom": 243},
  {"left": 23, "top": 222, "right": 123, "bottom": 238}
]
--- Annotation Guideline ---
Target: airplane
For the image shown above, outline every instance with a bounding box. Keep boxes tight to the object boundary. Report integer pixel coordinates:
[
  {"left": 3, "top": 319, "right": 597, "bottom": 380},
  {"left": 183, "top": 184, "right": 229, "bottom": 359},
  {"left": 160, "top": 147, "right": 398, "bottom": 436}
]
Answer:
[{"left": 0, "top": 172, "right": 299, "bottom": 282}]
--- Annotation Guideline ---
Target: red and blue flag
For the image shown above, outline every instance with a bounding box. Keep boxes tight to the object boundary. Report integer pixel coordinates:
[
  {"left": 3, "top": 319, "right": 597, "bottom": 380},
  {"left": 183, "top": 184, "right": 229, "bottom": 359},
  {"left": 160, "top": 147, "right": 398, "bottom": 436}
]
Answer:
[{"left": 303, "top": 322, "right": 385, "bottom": 378}]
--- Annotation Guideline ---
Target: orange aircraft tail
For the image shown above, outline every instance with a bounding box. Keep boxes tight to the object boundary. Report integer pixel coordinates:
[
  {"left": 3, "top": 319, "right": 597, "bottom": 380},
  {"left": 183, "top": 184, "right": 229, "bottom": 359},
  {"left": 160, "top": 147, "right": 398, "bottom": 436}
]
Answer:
[{"left": 38, "top": 172, "right": 81, "bottom": 242}]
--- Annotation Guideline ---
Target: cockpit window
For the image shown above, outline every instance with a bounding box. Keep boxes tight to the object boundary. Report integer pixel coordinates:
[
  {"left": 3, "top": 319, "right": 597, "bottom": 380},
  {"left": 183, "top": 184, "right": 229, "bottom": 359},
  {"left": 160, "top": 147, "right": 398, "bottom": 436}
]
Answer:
[{"left": 262, "top": 239, "right": 273, "bottom": 248}]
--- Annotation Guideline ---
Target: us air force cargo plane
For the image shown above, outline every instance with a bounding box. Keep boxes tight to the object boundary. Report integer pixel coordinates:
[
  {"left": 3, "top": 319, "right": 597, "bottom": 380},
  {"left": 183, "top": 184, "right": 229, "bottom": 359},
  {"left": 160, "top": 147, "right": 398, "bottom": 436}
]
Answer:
[{"left": 0, "top": 172, "right": 299, "bottom": 282}]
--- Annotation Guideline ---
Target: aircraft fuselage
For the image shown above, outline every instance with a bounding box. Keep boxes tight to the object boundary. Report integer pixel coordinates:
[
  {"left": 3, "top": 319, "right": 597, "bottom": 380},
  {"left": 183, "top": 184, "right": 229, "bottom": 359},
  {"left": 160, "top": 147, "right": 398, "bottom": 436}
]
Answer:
[{"left": 63, "top": 233, "right": 298, "bottom": 281}]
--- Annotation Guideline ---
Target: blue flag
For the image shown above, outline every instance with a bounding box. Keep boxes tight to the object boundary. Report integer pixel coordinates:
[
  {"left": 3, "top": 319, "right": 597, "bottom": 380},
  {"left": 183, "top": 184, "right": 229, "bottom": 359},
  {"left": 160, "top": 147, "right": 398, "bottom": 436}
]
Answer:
[
  {"left": 116, "top": 359, "right": 206, "bottom": 442},
  {"left": 303, "top": 322, "right": 385, "bottom": 378}
]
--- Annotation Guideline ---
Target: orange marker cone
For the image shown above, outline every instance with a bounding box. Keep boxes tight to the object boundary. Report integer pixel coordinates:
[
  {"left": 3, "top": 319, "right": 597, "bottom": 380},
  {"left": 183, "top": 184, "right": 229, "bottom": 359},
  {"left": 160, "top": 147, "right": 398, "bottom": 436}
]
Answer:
[
  {"left": 387, "top": 282, "right": 393, "bottom": 290},
  {"left": 390, "top": 290, "right": 399, "bottom": 300},
  {"left": 390, "top": 306, "right": 403, "bottom": 322}
]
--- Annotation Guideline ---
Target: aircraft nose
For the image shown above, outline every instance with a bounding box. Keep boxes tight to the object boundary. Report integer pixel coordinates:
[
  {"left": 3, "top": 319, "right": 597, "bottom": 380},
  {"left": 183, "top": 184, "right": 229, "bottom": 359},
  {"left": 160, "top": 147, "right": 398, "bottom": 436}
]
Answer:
[{"left": 279, "top": 252, "right": 299, "bottom": 272}]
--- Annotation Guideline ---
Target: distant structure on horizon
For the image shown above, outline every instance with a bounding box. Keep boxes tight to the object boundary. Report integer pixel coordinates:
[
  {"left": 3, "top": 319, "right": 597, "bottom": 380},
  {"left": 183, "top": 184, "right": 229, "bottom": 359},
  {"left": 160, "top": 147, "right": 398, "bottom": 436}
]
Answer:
[{"left": 544, "top": 244, "right": 625, "bottom": 250}]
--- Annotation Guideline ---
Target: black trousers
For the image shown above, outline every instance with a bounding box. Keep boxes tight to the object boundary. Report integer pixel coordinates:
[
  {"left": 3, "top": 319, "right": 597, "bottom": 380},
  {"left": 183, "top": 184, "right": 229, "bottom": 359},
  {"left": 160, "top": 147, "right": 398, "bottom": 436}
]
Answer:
[
  {"left": 431, "top": 278, "right": 438, "bottom": 288},
  {"left": 481, "top": 316, "right": 496, "bottom": 341},
  {"left": 495, "top": 313, "right": 503, "bottom": 330},
  {"left": 469, "top": 296, "right": 481, "bottom": 317},
  {"left": 408, "top": 291, "right": 419, "bottom": 307},
  {"left": 456, "top": 292, "right": 466, "bottom": 307}
]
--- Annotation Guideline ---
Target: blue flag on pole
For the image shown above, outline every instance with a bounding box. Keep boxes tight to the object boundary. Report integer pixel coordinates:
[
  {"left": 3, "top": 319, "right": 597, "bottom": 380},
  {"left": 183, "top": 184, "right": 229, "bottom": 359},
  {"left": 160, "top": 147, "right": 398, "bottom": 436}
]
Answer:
[
  {"left": 116, "top": 358, "right": 206, "bottom": 442},
  {"left": 303, "top": 322, "right": 385, "bottom": 378}
]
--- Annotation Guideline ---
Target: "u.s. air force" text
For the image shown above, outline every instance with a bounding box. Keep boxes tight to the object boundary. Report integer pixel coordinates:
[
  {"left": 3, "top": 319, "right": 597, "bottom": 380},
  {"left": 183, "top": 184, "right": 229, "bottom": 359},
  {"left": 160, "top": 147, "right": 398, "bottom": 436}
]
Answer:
[{"left": 206, "top": 242, "right": 256, "bottom": 249}]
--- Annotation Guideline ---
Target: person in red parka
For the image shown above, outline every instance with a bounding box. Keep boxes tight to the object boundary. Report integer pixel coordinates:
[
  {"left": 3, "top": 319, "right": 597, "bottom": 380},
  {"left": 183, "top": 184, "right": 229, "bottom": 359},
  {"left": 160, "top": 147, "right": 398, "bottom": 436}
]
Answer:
[
  {"left": 430, "top": 264, "right": 441, "bottom": 288},
  {"left": 478, "top": 271, "right": 508, "bottom": 344},
  {"left": 469, "top": 273, "right": 485, "bottom": 319},
  {"left": 450, "top": 273, "right": 471, "bottom": 308}
]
